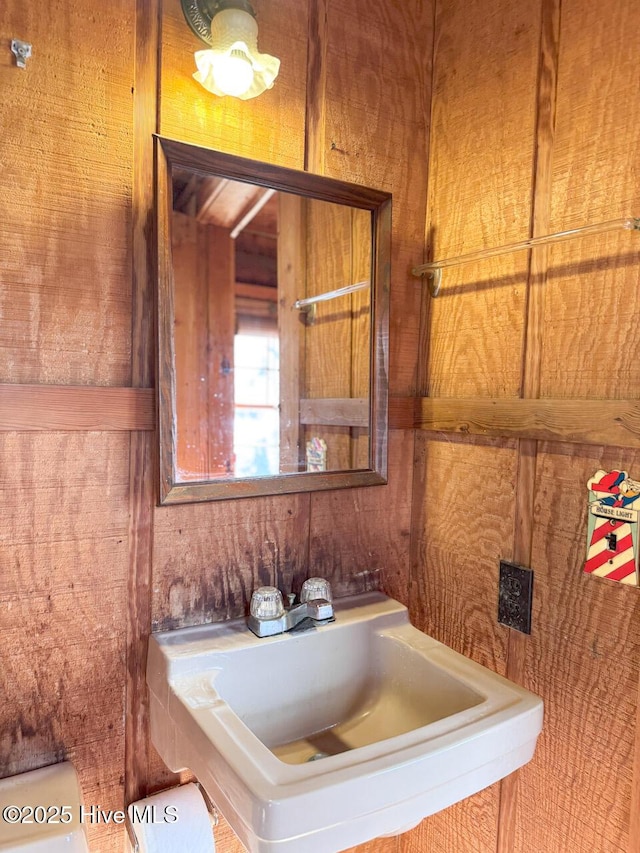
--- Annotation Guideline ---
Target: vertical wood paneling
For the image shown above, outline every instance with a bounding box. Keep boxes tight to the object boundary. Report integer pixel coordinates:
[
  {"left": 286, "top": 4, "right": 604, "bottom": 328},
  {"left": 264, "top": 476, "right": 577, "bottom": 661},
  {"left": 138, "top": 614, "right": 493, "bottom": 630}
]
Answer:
[
  {"left": 413, "top": 2, "right": 640, "bottom": 853},
  {"left": 126, "top": 0, "right": 158, "bottom": 812},
  {"left": 345, "top": 836, "right": 401, "bottom": 853},
  {"left": 513, "top": 443, "right": 640, "bottom": 853},
  {"left": 497, "top": 1, "right": 560, "bottom": 848},
  {"left": 322, "top": 0, "right": 431, "bottom": 398},
  {"left": 172, "top": 215, "right": 212, "bottom": 478},
  {"left": 173, "top": 220, "right": 235, "bottom": 478},
  {"left": 405, "top": 433, "right": 515, "bottom": 852},
  {"left": 307, "top": 0, "right": 431, "bottom": 627},
  {"left": 510, "top": 1, "right": 640, "bottom": 851},
  {"left": 0, "top": 434, "right": 131, "bottom": 852},
  {"left": 411, "top": 434, "right": 515, "bottom": 674},
  {"left": 308, "top": 430, "right": 413, "bottom": 600},
  {"left": 632, "top": 672, "right": 640, "bottom": 853},
  {"left": 278, "top": 193, "right": 306, "bottom": 472},
  {"left": 305, "top": 0, "right": 329, "bottom": 175},
  {"left": 540, "top": 0, "right": 640, "bottom": 399},
  {"left": 409, "top": 0, "right": 541, "bottom": 849},
  {"left": 422, "top": 0, "right": 539, "bottom": 398},
  {"left": 0, "top": 0, "right": 133, "bottom": 386},
  {"left": 351, "top": 208, "right": 372, "bottom": 468},
  {"left": 1, "top": 2, "right": 136, "bottom": 851},
  {"left": 304, "top": 200, "right": 354, "bottom": 469}
]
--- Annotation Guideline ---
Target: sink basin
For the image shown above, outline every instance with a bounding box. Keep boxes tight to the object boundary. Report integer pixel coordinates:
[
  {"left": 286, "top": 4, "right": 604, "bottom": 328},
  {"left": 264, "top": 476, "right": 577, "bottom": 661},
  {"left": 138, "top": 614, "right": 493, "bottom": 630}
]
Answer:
[{"left": 148, "top": 592, "right": 543, "bottom": 852}]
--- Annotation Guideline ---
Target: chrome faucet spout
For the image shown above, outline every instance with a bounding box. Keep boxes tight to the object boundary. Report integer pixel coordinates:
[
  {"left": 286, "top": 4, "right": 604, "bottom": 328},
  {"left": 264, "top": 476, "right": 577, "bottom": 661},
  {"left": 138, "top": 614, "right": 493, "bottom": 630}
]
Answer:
[{"left": 284, "top": 599, "right": 333, "bottom": 630}]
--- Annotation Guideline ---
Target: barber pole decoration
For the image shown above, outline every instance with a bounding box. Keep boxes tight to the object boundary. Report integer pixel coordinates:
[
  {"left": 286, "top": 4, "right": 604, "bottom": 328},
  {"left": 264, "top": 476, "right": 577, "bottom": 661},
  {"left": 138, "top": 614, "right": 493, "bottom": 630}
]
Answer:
[{"left": 584, "top": 470, "right": 640, "bottom": 586}]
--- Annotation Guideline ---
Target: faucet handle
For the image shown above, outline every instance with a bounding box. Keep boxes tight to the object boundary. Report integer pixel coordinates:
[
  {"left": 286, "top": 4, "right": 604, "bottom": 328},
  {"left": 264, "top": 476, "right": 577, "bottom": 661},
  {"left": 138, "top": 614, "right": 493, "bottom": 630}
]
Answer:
[
  {"left": 300, "top": 577, "right": 333, "bottom": 603},
  {"left": 250, "top": 586, "right": 285, "bottom": 620}
]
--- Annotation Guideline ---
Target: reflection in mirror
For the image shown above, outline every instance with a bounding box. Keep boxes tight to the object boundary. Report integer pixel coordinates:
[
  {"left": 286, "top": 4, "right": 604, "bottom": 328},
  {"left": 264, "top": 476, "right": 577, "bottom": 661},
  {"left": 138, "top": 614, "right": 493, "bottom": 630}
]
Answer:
[
  {"left": 171, "top": 171, "right": 371, "bottom": 480},
  {"left": 157, "top": 138, "right": 390, "bottom": 503}
]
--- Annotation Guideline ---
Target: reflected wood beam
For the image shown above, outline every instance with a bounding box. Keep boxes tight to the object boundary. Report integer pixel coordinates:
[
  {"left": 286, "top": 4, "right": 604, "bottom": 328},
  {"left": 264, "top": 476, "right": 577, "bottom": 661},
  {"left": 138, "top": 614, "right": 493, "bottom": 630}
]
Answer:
[
  {"left": 235, "top": 282, "right": 278, "bottom": 302},
  {"left": 230, "top": 188, "right": 277, "bottom": 238},
  {"left": 235, "top": 296, "right": 277, "bottom": 321},
  {"left": 196, "top": 179, "right": 272, "bottom": 230},
  {"left": 300, "top": 397, "right": 369, "bottom": 428},
  {"left": 389, "top": 396, "right": 640, "bottom": 448},
  {"left": 0, "top": 384, "right": 154, "bottom": 431},
  {"left": 196, "top": 176, "right": 229, "bottom": 222}
]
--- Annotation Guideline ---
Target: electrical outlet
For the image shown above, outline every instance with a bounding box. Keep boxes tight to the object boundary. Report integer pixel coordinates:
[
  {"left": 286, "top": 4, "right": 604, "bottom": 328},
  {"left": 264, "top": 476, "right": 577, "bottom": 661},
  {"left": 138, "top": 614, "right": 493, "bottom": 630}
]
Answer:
[{"left": 498, "top": 561, "right": 533, "bottom": 634}]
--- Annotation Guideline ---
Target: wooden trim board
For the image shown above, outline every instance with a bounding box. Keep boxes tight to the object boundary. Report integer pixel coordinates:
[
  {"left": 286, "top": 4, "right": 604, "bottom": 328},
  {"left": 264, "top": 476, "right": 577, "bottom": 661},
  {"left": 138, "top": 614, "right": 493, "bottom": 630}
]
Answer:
[
  {"left": 304, "top": 0, "right": 329, "bottom": 175},
  {"left": 7, "top": 386, "right": 640, "bottom": 452},
  {"left": 300, "top": 397, "right": 369, "bottom": 428},
  {"left": 390, "top": 396, "right": 640, "bottom": 449},
  {"left": 125, "top": 0, "right": 159, "bottom": 807},
  {"left": 0, "top": 384, "right": 154, "bottom": 431},
  {"left": 389, "top": 396, "right": 419, "bottom": 430}
]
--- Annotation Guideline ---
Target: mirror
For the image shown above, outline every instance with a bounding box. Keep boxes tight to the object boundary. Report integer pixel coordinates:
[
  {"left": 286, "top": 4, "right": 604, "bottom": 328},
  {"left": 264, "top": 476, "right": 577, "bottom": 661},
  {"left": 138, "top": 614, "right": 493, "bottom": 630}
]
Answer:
[{"left": 156, "top": 137, "right": 390, "bottom": 503}]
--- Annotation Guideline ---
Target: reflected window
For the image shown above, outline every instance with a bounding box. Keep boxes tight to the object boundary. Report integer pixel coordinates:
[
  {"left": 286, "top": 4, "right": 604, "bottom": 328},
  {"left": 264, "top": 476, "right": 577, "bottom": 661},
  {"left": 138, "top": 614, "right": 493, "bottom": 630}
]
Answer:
[{"left": 234, "top": 332, "right": 280, "bottom": 477}]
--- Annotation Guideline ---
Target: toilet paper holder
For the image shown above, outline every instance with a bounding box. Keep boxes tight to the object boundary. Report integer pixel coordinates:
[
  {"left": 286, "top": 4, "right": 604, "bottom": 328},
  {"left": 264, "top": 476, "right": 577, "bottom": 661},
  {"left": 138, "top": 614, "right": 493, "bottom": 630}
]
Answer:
[{"left": 125, "top": 782, "right": 219, "bottom": 852}]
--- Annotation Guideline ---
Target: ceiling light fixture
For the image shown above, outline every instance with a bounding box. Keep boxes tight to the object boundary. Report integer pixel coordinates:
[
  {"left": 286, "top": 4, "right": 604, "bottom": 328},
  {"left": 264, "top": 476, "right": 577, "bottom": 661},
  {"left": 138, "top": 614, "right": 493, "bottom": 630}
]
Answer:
[{"left": 181, "top": 0, "right": 280, "bottom": 100}]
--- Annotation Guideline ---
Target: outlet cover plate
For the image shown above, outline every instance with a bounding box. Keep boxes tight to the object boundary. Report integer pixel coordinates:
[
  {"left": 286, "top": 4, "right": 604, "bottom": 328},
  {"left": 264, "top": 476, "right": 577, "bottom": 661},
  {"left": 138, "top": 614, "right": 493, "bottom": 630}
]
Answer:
[{"left": 498, "top": 561, "right": 533, "bottom": 634}]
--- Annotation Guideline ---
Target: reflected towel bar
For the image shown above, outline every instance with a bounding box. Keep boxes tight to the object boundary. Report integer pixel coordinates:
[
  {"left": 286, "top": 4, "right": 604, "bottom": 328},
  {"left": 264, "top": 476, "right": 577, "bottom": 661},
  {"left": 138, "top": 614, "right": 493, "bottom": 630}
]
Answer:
[
  {"left": 294, "top": 280, "right": 369, "bottom": 310},
  {"left": 413, "top": 216, "right": 640, "bottom": 297}
]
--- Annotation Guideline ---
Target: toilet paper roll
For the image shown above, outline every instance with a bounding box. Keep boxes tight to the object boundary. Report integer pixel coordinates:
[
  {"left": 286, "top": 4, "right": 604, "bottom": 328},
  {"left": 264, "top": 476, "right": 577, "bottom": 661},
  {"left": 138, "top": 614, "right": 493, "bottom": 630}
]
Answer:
[{"left": 128, "top": 783, "right": 215, "bottom": 853}]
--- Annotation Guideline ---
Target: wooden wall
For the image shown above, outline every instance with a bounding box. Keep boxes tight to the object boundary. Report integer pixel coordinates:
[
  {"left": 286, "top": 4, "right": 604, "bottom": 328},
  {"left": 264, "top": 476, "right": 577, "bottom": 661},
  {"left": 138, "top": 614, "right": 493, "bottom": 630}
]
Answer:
[
  {"left": 6, "top": 0, "right": 636, "bottom": 850},
  {"left": 0, "top": 1, "right": 429, "bottom": 852},
  {"left": 408, "top": 3, "right": 640, "bottom": 853},
  {"left": 0, "top": 1, "right": 135, "bottom": 851},
  {"left": 302, "top": 200, "right": 371, "bottom": 471}
]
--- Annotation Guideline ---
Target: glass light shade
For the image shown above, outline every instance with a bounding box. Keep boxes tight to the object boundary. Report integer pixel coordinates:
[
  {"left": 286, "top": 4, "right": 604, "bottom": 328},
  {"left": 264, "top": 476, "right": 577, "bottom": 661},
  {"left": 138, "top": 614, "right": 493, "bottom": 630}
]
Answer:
[
  {"left": 211, "top": 50, "right": 255, "bottom": 97},
  {"left": 193, "top": 7, "right": 280, "bottom": 100}
]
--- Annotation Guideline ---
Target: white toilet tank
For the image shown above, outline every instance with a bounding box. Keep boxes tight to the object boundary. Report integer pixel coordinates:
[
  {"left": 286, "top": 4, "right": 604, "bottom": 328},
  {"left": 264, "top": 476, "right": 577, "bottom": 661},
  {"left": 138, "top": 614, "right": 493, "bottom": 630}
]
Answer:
[{"left": 0, "top": 762, "right": 89, "bottom": 852}]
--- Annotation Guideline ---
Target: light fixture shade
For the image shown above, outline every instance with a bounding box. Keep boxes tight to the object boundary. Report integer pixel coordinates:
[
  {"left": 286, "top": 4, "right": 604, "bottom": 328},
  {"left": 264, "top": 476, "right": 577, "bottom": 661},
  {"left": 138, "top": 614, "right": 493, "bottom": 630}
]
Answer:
[{"left": 193, "top": 7, "right": 280, "bottom": 100}]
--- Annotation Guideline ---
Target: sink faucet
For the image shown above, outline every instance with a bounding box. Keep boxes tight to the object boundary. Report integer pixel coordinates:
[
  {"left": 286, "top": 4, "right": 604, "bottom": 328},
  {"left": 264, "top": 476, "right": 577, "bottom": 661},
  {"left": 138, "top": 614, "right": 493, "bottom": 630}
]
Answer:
[{"left": 248, "top": 578, "right": 334, "bottom": 638}]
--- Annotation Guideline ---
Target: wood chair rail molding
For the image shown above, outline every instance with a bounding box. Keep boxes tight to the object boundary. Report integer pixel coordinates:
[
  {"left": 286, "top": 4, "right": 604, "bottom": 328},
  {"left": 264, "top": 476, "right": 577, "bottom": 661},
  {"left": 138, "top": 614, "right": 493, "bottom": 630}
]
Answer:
[
  {"left": 389, "top": 396, "right": 640, "bottom": 448},
  {"left": 0, "top": 384, "right": 154, "bottom": 431},
  {"left": 4, "top": 384, "right": 640, "bottom": 452}
]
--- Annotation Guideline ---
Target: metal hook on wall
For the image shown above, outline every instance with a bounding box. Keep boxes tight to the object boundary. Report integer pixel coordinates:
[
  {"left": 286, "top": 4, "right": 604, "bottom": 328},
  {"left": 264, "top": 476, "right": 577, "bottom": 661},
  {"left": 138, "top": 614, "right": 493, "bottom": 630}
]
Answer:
[{"left": 11, "top": 39, "right": 32, "bottom": 68}]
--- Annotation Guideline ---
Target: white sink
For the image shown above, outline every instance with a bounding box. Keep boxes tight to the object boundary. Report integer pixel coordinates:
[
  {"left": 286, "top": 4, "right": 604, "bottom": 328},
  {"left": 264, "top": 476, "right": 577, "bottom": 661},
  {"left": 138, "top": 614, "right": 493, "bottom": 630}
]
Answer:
[{"left": 148, "top": 592, "right": 542, "bottom": 852}]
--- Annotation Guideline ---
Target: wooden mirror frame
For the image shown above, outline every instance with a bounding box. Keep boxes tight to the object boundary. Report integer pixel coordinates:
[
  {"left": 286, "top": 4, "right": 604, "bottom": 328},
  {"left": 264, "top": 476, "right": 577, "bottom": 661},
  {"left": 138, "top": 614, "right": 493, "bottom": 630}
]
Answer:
[{"left": 156, "top": 136, "right": 390, "bottom": 504}]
